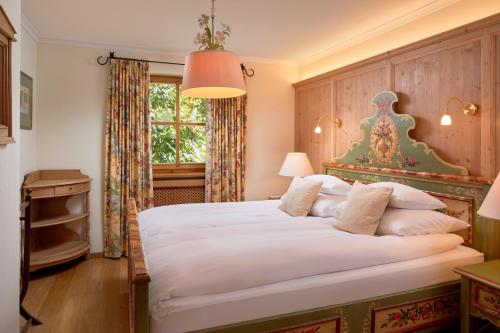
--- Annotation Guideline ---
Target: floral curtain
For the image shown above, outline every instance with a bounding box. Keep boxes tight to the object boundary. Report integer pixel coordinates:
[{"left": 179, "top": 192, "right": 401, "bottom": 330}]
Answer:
[
  {"left": 205, "top": 96, "right": 247, "bottom": 202},
  {"left": 104, "top": 59, "right": 153, "bottom": 258}
]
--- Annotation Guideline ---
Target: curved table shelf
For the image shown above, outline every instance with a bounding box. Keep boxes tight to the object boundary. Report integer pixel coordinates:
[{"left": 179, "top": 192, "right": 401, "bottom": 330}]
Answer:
[
  {"left": 23, "top": 169, "right": 91, "bottom": 271},
  {"left": 30, "top": 241, "right": 90, "bottom": 271},
  {"left": 31, "top": 212, "right": 89, "bottom": 229}
]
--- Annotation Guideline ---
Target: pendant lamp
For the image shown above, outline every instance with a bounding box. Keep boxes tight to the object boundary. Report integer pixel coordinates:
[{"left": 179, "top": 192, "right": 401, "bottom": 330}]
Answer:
[{"left": 182, "top": 0, "right": 246, "bottom": 99}]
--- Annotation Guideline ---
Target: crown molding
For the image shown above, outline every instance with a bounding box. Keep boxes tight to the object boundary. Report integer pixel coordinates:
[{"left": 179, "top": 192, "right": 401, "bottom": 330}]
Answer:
[
  {"left": 37, "top": 37, "right": 298, "bottom": 67},
  {"left": 239, "top": 55, "right": 298, "bottom": 67},
  {"left": 21, "top": 14, "right": 40, "bottom": 42},
  {"left": 299, "top": 0, "right": 461, "bottom": 65},
  {"left": 38, "top": 38, "right": 186, "bottom": 58}
]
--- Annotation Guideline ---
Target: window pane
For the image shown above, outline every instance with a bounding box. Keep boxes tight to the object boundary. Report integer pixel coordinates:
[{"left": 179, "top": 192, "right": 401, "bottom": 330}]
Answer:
[
  {"left": 180, "top": 126, "right": 206, "bottom": 163},
  {"left": 150, "top": 83, "right": 176, "bottom": 122},
  {"left": 180, "top": 94, "right": 207, "bottom": 123},
  {"left": 152, "top": 125, "right": 176, "bottom": 163}
]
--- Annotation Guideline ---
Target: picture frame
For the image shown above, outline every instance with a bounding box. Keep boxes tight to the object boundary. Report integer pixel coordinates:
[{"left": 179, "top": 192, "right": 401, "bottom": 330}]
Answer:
[{"left": 20, "top": 71, "right": 33, "bottom": 130}]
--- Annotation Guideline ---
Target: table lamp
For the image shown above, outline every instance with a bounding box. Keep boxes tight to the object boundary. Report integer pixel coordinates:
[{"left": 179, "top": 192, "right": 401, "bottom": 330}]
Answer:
[
  {"left": 478, "top": 172, "right": 500, "bottom": 221},
  {"left": 279, "top": 152, "right": 314, "bottom": 178}
]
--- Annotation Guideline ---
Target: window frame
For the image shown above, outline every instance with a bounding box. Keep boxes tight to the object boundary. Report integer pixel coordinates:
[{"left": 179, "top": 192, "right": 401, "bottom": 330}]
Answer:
[
  {"left": 150, "top": 75, "right": 206, "bottom": 178},
  {"left": 0, "top": 6, "right": 16, "bottom": 145}
]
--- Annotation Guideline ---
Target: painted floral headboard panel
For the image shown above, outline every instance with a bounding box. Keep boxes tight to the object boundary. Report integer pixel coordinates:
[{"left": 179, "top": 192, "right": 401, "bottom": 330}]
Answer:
[{"left": 334, "top": 91, "right": 469, "bottom": 176}]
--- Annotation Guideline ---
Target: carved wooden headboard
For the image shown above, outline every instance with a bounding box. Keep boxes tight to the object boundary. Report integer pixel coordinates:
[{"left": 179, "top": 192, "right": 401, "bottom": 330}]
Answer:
[{"left": 323, "top": 91, "right": 498, "bottom": 259}]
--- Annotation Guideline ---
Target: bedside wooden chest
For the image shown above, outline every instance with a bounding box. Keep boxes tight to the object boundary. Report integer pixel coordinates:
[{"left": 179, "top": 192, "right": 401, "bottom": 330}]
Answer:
[{"left": 454, "top": 260, "right": 500, "bottom": 332}]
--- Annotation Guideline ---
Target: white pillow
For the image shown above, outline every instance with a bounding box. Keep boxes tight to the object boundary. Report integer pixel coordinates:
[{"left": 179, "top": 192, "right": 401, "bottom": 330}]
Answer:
[
  {"left": 377, "top": 208, "right": 469, "bottom": 236},
  {"left": 309, "top": 193, "right": 347, "bottom": 218},
  {"left": 335, "top": 181, "right": 393, "bottom": 235},
  {"left": 370, "top": 182, "right": 446, "bottom": 210},
  {"left": 305, "top": 174, "right": 352, "bottom": 196},
  {"left": 279, "top": 177, "right": 323, "bottom": 217}
]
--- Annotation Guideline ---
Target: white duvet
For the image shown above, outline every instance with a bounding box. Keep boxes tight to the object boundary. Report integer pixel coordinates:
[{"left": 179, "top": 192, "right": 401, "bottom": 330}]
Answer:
[{"left": 138, "top": 200, "right": 464, "bottom": 320}]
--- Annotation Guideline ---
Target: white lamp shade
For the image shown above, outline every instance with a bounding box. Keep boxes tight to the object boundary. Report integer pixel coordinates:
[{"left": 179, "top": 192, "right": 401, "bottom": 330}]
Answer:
[
  {"left": 279, "top": 152, "right": 314, "bottom": 177},
  {"left": 182, "top": 50, "right": 246, "bottom": 99},
  {"left": 478, "top": 172, "right": 500, "bottom": 220},
  {"left": 440, "top": 114, "right": 452, "bottom": 126}
]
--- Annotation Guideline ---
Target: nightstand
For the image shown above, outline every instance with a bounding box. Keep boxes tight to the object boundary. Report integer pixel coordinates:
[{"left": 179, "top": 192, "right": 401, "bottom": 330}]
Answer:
[{"left": 454, "top": 260, "right": 500, "bottom": 332}]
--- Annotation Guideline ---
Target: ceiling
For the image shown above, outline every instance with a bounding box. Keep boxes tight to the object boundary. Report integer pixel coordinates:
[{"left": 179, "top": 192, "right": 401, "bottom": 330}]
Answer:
[{"left": 22, "top": 0, "right": 459, "bottom": 64}]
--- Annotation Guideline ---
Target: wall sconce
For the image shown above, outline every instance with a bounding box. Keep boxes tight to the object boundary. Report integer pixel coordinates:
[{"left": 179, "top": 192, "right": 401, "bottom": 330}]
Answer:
[
  {"left": 440, "top": 97, "right": 478, "bottom": 126},
  {"left": 314, "top": 115, "right": 343, "bottom": 134}
]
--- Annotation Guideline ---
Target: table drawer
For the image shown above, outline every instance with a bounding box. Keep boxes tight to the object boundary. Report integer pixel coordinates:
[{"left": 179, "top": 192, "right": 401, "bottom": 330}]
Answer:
[
  {"left": 55, "top": 182, "right": 90, "bottom": 196},
  {"left": 31, "top": 187, "right": 55, "bottom": 198},
  {"left": 471, "top": 281, "right": 500, "bottom": 319}
]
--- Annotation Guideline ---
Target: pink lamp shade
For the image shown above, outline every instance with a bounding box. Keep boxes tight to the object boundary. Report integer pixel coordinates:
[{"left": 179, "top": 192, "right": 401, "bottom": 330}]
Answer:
[
  {"left": 279, "top": 152, "right": 314, "bottom": 177},
  {"left": 478, "top": 172, "right": 500, "bottom": 220},
  {"left": 181, "top": 50, "right": 246, "bottom": 99}
]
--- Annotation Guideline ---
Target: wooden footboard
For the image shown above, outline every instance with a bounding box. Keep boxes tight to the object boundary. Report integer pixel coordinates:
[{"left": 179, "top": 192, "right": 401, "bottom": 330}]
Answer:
[{"left": 127, "top": 198, "right": 151, "bottom": 333}]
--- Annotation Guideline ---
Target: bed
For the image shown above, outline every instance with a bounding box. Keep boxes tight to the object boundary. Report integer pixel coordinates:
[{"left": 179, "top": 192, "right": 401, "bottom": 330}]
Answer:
[{"left": 128, "top": 91, "right": 494, "bottom": 333}]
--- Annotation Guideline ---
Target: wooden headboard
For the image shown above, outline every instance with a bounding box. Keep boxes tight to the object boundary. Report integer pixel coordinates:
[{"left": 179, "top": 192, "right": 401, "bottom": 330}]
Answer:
[{"left": 323, "top": 91, "right": 498, "bottom": 260}]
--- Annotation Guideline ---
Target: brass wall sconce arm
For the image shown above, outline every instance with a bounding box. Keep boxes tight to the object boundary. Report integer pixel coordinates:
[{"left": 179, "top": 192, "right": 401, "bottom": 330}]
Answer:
[
  {"left": 314, "top": 114, "right": 343, "bottom": 134},
  {"left": 440, "top": 96, "right": 478, "bottom": 126}
]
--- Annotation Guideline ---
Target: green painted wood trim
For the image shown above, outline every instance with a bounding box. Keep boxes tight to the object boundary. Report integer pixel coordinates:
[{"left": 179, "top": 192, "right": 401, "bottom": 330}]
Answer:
[
  {"left": 455, "top": 260, "right": 500, "bottom": 286},
  {"left": 334, "top": 91, "right": 469, "bottom": 176},
  {"left": 188, "top": 282, "right": 460, "bottom": 333},
  {"left": 460, "top": 277, "right": 471, "bottom": 333},
  {"left": 135, "top": 283, "right": 150, "bottom": 333}
]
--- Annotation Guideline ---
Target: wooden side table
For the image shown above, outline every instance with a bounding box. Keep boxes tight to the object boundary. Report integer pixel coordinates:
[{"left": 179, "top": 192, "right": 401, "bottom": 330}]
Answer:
[
  {"left": 23, "top": 170, "right": 91, "bottom": 271},
  {"left": 454, "top": 260, "right": 500, "bottom": 332}
]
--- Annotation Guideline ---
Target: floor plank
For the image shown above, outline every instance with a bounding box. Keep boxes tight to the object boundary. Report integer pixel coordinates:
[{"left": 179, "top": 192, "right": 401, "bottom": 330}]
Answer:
[{"left": 20, "top": 258, "right": 129, "bottom": 333}]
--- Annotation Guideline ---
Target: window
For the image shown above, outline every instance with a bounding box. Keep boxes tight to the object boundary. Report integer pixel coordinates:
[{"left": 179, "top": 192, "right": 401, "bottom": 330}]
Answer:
[
  {"left": 0, "top": 6, "right": 16, "bottom": 144},
  {"left": 150, "top": 75, "right": 207, "bottom": 171}
]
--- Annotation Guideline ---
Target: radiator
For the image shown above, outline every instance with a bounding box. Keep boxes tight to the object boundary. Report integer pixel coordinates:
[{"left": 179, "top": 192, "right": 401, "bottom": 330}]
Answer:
[{"left": 153, "top": 186, "right": 205, "bottom": 206}]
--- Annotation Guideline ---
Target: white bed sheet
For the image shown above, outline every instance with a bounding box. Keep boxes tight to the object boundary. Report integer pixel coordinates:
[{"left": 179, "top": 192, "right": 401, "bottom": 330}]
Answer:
[
  {"left": 140, "top": 201, "right": 464, "bottom": 320},
  {"left": 150, "top": 245, "right": 483, "bottom": 333}
]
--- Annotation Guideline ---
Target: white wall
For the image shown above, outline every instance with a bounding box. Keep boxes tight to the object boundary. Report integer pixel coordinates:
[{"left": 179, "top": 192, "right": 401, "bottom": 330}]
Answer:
[
  {"left": 36, "top": 43, "right": 298, "bottom": 252},
  {"left": 37, "top": 44, "right": 107, "bottom": 253},
  {"left": 245, "top": 62, "right": 297, "bottom": 199},
  {"left": 20, "top": 26, "right": 38, "bottom": 178},
  {"left": 0, "top": 0, "right": 21, "bottom": 332}
]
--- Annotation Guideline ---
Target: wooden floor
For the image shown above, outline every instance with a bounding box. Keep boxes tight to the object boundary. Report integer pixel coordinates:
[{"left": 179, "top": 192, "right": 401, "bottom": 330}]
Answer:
[{"left": 21, "top": 257, "right": 129, "bottom": 333}]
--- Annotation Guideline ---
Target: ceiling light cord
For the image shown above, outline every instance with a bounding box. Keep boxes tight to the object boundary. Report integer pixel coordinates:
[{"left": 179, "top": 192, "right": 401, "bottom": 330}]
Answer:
[{"left": 211, "top": 0, "right": 216, "bottom": 45}]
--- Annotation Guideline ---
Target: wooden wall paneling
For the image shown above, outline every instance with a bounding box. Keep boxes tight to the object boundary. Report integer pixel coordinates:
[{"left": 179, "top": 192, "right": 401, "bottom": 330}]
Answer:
[
  {"left": 330, "top": 79, "right": 337, "bottom": 158},
  {"left": 386, "top": 61, "right": 395, "bottom": 91},
  {"left": 333, "top": 65, "right": 389, "bottom": 158},
  {"left": 496, "top": 33, "right": 500, "bottom": 176},
  {"left": 393, "top": 41, "right": 482, "bottom": 175},
  {"left": 483, "top": 31, "right": 500, "bottom": 260},
  {"left": 480, "top": 29, "right": 495, "bottom": 179},
  {"left": 294, "top": 13, "right": 500, "bottom": 179},
  {"left": 295, "top": 79, "right": 332, "bottom": 172}
]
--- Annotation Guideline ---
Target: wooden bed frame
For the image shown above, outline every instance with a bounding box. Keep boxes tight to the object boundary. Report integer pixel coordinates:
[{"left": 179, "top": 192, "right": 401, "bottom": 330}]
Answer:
[{"left": 127, "top": 92, "right": 498, "bottom": 333}]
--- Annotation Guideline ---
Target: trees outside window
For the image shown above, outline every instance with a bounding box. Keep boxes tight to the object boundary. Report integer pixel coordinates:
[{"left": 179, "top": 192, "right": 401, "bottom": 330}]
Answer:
[{"left": 150, "top": 76, "right": 206, "bottom": 169}]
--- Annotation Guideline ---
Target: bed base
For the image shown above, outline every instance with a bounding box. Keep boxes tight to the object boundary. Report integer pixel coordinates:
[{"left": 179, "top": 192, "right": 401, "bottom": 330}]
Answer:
[
  {"left": 127, "top": 198, "right": 461, "bottom": 333},
  {"left": 189, "top": 281, "right": 460, "bottom": 333}
]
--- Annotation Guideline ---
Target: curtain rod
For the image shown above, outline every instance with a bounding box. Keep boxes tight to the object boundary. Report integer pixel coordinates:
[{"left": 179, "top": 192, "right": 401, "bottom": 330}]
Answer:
[{"left": 96, "top": 51, "right": 255, "bottom": 77}]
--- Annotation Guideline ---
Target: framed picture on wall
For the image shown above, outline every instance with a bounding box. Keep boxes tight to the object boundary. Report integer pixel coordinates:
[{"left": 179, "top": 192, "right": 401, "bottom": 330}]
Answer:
[{"left": 20, "top": 71, "right": 33, "bottom": 130}]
